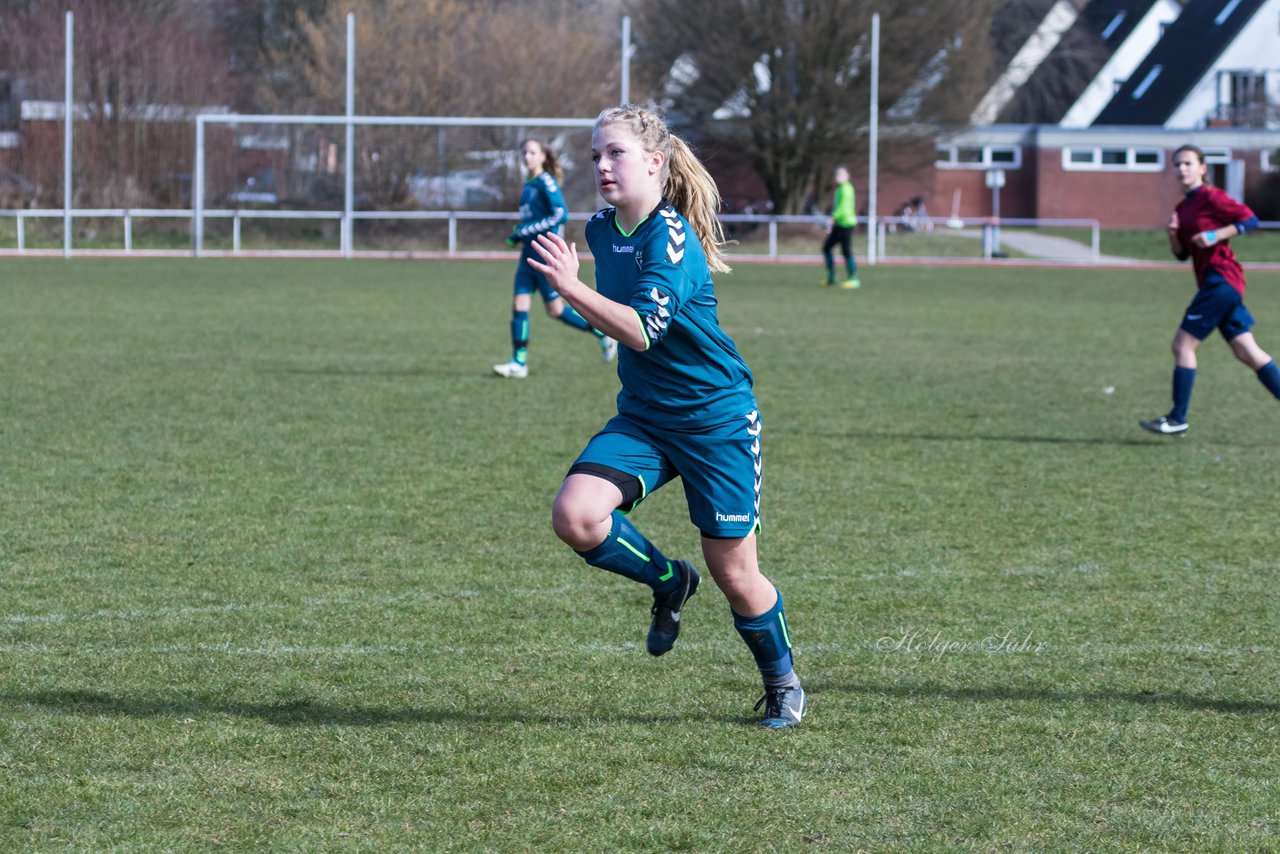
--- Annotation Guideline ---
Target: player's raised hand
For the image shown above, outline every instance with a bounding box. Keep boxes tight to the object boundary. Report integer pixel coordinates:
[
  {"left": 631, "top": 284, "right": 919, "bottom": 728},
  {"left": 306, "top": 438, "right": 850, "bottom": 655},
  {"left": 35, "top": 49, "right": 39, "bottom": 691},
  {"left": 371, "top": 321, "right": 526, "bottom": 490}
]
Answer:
[
  {"left": 1167, "top": 211, "right": 1179, "bottom": 233},
  {"left": 528, "top": 232, "right": 580, "bottom": 291}
]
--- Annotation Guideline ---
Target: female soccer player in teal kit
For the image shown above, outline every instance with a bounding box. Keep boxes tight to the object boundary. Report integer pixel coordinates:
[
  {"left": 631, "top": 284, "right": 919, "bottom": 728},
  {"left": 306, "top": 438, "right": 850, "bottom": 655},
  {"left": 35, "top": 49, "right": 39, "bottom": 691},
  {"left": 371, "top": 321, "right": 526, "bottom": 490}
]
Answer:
[
  {"left": 492, "top": 138, "right": 616, "bottom": 378},
  {"left": 527, "top": 105, "right": 806, "bottom": 728}
]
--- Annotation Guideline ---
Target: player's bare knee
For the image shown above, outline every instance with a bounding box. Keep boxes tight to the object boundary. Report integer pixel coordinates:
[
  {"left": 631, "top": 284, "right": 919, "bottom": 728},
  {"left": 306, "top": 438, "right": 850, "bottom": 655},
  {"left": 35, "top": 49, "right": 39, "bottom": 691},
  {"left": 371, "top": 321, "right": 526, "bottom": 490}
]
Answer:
[
  {"left": 550, "top": 499, "right": 589, "bottom": 547},
  {"left": 551, "top": 496, "right": 609, "bottom": 550}
]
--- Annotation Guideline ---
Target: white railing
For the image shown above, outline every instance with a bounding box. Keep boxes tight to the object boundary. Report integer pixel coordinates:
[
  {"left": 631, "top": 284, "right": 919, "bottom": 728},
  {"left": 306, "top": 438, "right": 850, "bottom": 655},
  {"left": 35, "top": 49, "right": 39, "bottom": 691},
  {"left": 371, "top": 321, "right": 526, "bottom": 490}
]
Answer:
[
  {"left": 0, "top": 208, "right": 830, "bottom": 259},
  {"left": 6, "top": 207, "right": 1274, "bottom": 264}
]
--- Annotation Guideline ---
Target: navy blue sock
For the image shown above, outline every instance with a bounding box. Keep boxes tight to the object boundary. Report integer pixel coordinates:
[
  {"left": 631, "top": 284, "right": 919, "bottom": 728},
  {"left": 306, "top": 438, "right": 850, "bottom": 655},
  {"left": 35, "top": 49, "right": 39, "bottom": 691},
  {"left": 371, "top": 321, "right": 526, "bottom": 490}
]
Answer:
[
  {"left": 1256, "top": 360, "right": 1280, "bottom": 400},
  {"left": 575, "top": 512, "right": 681, "bottom": 594},
  {"left": 1170, "top": 366, "right": 1195, "bottom": 423},
  {"left": 733, "top": 589, "right": 799, "bottom": 689},
  {"left": 510, "top": 310, "right": 529, "bottom": 365}
]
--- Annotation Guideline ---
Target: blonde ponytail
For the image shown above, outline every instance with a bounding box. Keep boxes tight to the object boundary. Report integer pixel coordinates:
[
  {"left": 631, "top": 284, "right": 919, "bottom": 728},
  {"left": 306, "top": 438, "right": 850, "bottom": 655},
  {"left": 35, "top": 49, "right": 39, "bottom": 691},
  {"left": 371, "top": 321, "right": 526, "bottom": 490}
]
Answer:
[
  {"left": 665, "top": 135, "right": 731, "bottom": 273},
  {"left": 594, "top": 104, "right": 731, "bottom": 273}
]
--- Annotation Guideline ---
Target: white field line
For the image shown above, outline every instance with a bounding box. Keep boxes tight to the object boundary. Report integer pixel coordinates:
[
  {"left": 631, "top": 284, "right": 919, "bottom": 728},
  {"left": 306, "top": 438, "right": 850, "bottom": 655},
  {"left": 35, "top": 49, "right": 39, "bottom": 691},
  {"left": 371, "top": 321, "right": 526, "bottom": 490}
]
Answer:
[
  {"left": 802, "top": 563, "right": 1107, "bottom": 583},
  {"left": 0, "top": 563, "right": 1118, "bottom": 628},
  {"left": 0, "top": 639, "right": 1274, "bottom": 657},
  {"left": 10, "top": 558, "right": 1277, "bottom": 627},
  {"left": 1, "top": 589, "right": 481, "bottom": 626}
]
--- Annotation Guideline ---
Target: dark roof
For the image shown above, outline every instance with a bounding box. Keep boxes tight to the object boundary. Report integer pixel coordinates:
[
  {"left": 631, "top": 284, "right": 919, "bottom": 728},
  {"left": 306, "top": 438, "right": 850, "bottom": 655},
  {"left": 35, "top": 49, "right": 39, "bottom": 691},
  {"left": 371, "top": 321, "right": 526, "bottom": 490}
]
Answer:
[
  {"left": 999, "top": 0, "right": 1168, "bottom": 123},
  {"left": 990, "top": 0, "right": 1070, "bottom": 71},
  {"left": 1093, "top": 0, "right": 1269, "bottom": 125}
]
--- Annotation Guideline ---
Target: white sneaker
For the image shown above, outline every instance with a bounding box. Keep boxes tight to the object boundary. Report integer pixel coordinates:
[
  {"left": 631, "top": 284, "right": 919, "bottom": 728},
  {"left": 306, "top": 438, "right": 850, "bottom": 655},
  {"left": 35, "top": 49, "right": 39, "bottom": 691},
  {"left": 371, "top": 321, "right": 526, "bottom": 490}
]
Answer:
[
  {"left": 1139, "top": 415, "right": 1187, "bottom": 435},
  {"left": 600, "top": 336, "right": 618, "bottom": 363},
  {"left": 492, "top": 360, "right": 528, "bottom": 378}
]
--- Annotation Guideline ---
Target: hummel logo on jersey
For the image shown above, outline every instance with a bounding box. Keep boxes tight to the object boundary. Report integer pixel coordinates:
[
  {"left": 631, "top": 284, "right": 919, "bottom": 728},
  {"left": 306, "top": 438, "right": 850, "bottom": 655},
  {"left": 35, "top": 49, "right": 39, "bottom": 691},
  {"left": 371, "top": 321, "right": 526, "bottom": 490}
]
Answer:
[
  {"left": 613, "top": 244, "right": 635, "bottom": 253},
  {"left": 660, "top": 208, "right": 686, "bottom": 264},
  {"left": 645, "top": 287, "right": 671, "bottom": 341}
]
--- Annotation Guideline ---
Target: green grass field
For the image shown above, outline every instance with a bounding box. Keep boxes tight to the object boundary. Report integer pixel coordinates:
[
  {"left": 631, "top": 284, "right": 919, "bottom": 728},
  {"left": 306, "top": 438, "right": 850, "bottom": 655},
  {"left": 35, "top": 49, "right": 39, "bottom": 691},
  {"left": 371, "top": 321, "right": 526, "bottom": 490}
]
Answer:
[{"left": 2, "top": 257, "right": 1278, "bottom": 851}]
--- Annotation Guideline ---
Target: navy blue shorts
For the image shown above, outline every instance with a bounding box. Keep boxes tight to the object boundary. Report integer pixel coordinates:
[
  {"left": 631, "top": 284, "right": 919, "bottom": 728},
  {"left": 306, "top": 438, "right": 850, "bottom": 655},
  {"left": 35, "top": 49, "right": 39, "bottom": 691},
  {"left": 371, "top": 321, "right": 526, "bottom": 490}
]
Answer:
[
  {"left": 1180, "top": 277, "right": 1255, "bottom": 341},
  {"left": 572, "top": 409, "right": 763, "bottom": 538},
  {"left": 514, "top": 248, "right": 559, "bottom": 302}
]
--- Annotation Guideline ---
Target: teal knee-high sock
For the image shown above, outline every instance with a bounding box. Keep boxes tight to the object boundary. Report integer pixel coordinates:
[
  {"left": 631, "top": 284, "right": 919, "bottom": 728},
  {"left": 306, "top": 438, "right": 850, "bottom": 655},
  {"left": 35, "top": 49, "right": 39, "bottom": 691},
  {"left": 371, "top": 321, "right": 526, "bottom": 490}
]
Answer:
[
  {"left": 510, "top": 310, "right": 529, "bottom": 365},
  {"left": 1256, "top": 360, "right": 1280, "bottom": 400},
  {"left": 575, "top": 512, "right": 681, "bottom": 594},
  {"left": 558, "top": 304, "right": 601, "bottom": 337},
  {"left": 733, "top": 589, "right": 800, "bottom": 689}
]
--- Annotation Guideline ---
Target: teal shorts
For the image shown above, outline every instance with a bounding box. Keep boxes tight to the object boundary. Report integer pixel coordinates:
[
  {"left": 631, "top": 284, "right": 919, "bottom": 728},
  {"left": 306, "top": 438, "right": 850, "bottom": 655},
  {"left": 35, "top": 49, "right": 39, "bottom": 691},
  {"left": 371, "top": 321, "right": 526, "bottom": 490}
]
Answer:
[
  {"left": 514, "top": 247, "right": 559, "bottom": 303},
  {"left": 571, "top": 409, "right": 763, "bottom": 538}
]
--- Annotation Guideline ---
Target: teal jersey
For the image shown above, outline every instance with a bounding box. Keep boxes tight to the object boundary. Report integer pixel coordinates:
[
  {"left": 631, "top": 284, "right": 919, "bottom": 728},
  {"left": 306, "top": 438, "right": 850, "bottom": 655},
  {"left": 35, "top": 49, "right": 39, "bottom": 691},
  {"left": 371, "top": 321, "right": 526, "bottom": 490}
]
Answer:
[
  {"left": 585, "top": 201, "right": 755, "bottom": 427},
  {"left": 514, "top": 172, "right": 568, "bottom": 241}
]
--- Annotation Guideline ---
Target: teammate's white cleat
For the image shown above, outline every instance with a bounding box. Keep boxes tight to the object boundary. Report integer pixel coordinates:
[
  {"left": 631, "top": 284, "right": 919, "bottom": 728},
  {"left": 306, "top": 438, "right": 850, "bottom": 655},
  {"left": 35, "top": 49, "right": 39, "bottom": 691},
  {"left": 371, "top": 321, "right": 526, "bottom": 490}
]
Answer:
[{"left": 493, "top": 360, "right": 528, "bottom": 378}]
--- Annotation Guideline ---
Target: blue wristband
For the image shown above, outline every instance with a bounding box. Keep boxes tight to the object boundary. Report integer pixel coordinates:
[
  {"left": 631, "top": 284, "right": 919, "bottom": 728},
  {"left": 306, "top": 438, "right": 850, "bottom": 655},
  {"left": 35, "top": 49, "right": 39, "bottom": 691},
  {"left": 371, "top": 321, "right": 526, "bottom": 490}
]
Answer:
[{"left": 1203, "top": 229, "right": 1218, "bottom": 246}]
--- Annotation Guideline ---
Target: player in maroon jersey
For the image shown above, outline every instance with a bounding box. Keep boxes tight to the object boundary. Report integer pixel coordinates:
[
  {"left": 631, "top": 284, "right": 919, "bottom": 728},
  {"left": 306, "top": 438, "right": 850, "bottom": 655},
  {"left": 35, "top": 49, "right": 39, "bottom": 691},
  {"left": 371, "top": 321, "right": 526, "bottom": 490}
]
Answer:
[{"left": 1140, "top": 144, "right": 1280, "bottom": 435}]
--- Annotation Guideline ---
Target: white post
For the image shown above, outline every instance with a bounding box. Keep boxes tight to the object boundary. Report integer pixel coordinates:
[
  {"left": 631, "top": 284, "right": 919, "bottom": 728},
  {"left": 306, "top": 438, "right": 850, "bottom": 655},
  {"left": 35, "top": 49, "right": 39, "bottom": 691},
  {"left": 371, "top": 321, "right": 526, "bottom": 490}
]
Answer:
[
  {"left": 17, "top": 212, "right": 24, "bottom": 251},
  {"left": 867, "top": 13, "right": 879, "bottom": 266},
  {"left": 621, "top": 16, "right": 632, "bottom": 104},
  {"left": 124, "top": 211, "right": 132, "bottom": 252},
  {"left": 234, "top": 211, "right": 241, "bottom": 254},
  {"left": 343, "top": 12, "right": 355, "bottom": 258},
  {"left": 194, "top": 116, "right": 205, "bottom": 256},
  {"left": 64, "top": 10, "right": 73, "bottom": 258}
]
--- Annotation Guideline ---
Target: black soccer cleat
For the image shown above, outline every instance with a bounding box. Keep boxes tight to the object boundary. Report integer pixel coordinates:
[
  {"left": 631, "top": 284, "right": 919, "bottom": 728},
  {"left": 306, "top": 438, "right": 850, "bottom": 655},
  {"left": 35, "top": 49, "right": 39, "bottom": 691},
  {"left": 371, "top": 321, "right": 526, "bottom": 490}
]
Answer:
[
  {"left": 1139, "top": 416, "right": 1188, "bottom": 436},
  {"left": 646, "top": 561, "right": 699, "bottom": 656}
]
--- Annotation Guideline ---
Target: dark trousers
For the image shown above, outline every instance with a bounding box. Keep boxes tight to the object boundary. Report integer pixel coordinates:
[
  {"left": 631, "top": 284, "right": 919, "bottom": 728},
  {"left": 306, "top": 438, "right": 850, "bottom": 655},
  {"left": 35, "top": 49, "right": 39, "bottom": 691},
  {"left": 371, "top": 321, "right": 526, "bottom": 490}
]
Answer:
[{"left": 822, "top": 225, "right": 856, "bottom": 279}]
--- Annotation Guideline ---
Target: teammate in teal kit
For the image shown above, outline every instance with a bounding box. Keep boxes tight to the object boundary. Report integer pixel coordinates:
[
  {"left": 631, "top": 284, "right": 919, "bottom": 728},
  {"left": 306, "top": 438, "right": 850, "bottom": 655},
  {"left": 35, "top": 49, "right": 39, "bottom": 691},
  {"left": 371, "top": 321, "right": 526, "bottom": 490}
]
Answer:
[
  {"left": 527, "top": 105, "right": 806, "bottom": 728},
  {"left": 493, "top": 138, "right": 616, "bottom": 378}
]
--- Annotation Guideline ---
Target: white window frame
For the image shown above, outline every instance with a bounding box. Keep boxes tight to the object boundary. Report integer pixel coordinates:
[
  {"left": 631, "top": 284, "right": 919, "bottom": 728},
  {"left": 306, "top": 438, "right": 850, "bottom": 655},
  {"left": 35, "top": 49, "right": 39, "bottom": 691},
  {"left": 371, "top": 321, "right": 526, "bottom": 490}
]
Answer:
[
  {"left": 936, "top": 144, "right": 1022, "bottom": 170},
  {"left": 1061, "top": 145, "right": 1165, "bottom": 171}
]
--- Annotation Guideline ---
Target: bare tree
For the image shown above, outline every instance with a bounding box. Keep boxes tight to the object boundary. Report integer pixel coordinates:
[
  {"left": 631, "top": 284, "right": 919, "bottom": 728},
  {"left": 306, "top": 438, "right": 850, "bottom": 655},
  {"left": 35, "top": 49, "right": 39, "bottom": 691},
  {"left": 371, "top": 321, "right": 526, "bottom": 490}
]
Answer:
[
  {"left": 0, "top": 0, "right": 235, "bottom": 207},
  {"left": 625, "top": 0, "right": 996, "bottom": 213},
  {"left": 257, "top": 0, "right": 623, "bottom": 207}
]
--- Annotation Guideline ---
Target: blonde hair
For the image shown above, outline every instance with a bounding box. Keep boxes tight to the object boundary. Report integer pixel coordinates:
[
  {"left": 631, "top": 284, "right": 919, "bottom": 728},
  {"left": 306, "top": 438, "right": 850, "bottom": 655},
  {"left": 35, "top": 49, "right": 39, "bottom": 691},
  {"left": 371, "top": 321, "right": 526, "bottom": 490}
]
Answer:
[{"left": 594, "top": 104, "right": 731, "bottom": 273}]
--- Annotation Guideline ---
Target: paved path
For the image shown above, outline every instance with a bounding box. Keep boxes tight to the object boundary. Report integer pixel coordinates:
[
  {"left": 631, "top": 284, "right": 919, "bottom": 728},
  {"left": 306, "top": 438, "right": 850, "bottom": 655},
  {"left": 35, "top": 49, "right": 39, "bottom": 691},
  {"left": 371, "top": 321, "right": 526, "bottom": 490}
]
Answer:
[{"left": 992, "top": 229, "right": 1134, "bottom": 263}]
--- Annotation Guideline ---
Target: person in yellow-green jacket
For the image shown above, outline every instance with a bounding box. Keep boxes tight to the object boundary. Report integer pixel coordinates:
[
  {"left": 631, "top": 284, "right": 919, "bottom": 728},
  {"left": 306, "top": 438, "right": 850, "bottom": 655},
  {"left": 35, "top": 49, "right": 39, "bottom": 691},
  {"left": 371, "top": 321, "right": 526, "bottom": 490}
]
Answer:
[{"left": 821, "top": 165, "right": 860, "bottom": 289}]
